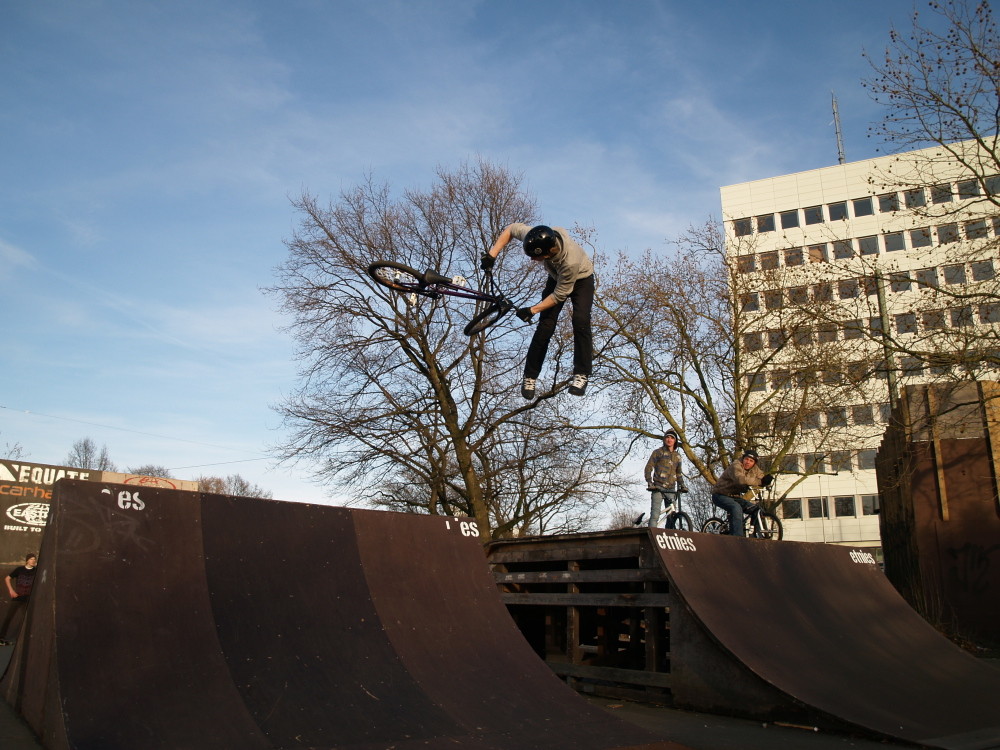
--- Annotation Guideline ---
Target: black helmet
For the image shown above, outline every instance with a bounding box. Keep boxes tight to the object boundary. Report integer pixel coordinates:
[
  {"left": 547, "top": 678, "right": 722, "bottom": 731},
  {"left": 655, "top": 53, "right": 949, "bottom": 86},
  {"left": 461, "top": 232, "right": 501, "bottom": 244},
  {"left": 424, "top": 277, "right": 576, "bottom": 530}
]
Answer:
[
  {"left": 523, "top": 225, "right": 562, "bottom": 258},
  {"left": 663, "top": 430, "right": 681, "bottom": 445},
  {"left": 742, "top": 449, "right": 759, "bottom": 462}
]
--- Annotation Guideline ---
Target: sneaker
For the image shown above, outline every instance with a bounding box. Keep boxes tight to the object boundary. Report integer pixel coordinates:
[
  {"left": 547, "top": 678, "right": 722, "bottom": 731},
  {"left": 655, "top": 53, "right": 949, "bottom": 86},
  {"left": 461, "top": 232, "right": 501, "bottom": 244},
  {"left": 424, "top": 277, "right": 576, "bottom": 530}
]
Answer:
[
  {"left": 521, "top": 377, "right": 537, "bottom": 400},
  {"left": 568, "top": 374, "right": 588, "bottom": 396}
]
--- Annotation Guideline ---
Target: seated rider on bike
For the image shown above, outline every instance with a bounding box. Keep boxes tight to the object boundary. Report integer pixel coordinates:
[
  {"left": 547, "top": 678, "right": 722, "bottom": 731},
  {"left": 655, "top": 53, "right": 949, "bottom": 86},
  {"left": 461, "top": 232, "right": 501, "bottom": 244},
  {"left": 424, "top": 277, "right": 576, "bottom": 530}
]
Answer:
[
  {"left": 710, "top": 449, "right": 774, "bottom": 537},
  {"left": 644, "top": 430, "right": 685, "bottom": 528}
]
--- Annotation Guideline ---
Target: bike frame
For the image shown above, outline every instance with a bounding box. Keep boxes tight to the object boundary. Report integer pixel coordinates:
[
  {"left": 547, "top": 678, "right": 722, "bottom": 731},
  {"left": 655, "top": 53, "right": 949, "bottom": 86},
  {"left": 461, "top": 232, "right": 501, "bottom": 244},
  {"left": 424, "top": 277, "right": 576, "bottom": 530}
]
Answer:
[{"left": 366, "top": 261, "right": 518, "bottom": 335}]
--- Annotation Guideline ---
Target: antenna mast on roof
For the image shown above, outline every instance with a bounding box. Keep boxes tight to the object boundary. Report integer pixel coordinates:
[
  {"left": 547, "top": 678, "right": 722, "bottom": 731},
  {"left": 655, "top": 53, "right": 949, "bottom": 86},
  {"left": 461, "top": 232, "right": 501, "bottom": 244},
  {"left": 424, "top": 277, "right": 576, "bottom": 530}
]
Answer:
[{"left": 832, "top": 92, "right": 846, "bottom": 165}]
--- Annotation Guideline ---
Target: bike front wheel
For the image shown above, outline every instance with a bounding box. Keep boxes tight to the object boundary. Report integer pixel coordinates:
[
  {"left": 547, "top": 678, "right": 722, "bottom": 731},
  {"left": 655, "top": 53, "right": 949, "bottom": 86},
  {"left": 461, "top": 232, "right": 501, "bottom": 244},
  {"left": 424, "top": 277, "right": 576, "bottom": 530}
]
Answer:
[
  {"left": 749, "top": 511, "right": 783, "bottom": 540},
  {"left": 701, "top": 517, "right": 728, "bottom": 535},
  {"left": 666, "top": 512, "right": 693, "bottom": 532},
  {"left": 463, "top": 301, "right": 512, "bottom": 336},
  {"left": 367, "top": 261, "right": 438, "bottom": 298}
]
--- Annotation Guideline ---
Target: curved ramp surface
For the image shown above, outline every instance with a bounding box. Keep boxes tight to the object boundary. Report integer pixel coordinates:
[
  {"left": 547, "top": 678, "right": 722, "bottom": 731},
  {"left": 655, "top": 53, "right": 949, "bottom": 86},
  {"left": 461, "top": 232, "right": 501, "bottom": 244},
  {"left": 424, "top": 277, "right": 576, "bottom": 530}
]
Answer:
[
  {"left": 2, "top": 480, "right": 687, "bottom": 750},
  {"left": 651, "top": 529, "right": 1000, "bottom": 750}
]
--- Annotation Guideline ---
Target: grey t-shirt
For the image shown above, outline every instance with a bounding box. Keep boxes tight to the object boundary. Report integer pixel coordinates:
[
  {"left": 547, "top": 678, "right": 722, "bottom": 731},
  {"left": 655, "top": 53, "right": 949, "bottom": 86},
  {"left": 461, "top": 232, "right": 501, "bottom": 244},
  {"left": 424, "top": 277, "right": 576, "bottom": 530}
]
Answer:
[{"left": 509, "top": 223, "right": 594, "bottom": 303}]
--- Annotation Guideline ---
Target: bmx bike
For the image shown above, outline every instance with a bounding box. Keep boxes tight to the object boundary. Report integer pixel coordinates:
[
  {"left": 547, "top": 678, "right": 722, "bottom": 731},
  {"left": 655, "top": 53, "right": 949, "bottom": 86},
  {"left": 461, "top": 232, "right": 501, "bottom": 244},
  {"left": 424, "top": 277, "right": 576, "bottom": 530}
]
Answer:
[
  {"left": 701, "top": 486, "right": 783, "bottom": 540},
  {"left": 367, "top": 261, "right": 519, "bottom": 336},
  {"left": 648, "top": 487, "right": 693, "bottom": 531}
]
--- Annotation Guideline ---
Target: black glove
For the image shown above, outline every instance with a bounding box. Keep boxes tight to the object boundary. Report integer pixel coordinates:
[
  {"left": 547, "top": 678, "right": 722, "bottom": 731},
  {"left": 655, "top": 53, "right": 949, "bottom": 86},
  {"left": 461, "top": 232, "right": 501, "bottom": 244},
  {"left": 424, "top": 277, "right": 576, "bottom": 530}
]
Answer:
[
  {"left": 480, "top": 252, "right": 496, "bottom": 271},
  {"left": 677, "top": 485, "right": 688, "bottom": 493},
  {"left": 515, "top": 307, "right": 534, "bottom": 323},
  {"left": 761, "top": 473, "right": 774, "bottom": 487},
  {"left": 738, "top": 484, "right": 751, "bottom": 494}
]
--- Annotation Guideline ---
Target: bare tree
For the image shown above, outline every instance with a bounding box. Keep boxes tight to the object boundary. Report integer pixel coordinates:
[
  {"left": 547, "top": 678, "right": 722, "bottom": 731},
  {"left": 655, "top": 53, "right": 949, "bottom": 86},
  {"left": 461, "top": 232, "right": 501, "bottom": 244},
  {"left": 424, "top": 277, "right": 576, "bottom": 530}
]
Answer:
[
  {"left": 196, "top": 474, "right": 273, "bottom": 499},
  {"left": 126, "top": 464, "right": 174, "bottom": 478},
  {"left": 268, "top": 160, "right": 628, "bottom": 540},
  {"left": 64, "top": 438, "right": 117, "bottom": 472},
  {"left": 2, "top": 435, "right": 26, "bottom": 460},
  {"left": 594, "top": 220, "right": 866, "bottom": 511}
]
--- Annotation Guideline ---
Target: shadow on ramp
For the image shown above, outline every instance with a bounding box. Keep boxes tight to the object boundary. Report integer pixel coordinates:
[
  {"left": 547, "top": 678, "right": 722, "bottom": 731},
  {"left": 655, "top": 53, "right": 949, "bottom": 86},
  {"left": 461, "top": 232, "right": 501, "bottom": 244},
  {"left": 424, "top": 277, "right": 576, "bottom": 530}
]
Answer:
[
  {"left": 1, "top": 480, "right": 687, "bottom": 750},
  {"left": 652, "top": 529, "right": 1000, "bottom": 750}
]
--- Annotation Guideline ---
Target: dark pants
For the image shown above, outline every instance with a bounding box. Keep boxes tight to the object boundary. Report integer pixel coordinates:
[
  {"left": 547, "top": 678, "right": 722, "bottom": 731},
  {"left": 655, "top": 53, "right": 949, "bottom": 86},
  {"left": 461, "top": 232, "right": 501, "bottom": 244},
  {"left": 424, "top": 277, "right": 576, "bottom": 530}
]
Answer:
[
  {"left": 712, "top": 494, "right": 756, "bottom": 537},
  {"left": 0, "top": 595, "right": 29, "bottom": 641},
  {"left": 524, "top": 274, "right": 594, "bottom": 379}
]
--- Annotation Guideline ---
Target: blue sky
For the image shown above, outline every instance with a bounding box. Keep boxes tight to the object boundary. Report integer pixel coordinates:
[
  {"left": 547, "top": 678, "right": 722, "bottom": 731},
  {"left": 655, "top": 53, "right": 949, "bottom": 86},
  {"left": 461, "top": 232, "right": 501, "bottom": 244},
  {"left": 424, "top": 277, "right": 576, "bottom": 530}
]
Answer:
[{"left": 1, "top": 0, "right": 923, "bottom": 503}]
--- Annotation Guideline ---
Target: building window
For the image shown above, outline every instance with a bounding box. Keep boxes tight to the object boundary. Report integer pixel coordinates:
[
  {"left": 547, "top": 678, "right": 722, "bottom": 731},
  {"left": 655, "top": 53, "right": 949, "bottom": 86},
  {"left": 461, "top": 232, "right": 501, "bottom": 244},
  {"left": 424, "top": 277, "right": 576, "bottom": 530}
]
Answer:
[
  {"left": 764, "top": 290, "right": 783, "bottom": 310},
  {"left": 931, "top": 183, "right": 953, "bottom": 204},
  {"left": 869, "top": 316, "right": 885, "bottom": 336},
  {"left": 733, "top": 218, "right": 752, "bottom": 237},
  {"left": 979, "top": 303, "right": 1000, "bottom": 323},
  {"left": 951, "top": 306, "right": 974, "bottom": 327},
  {"left": 901, "top": 356, "right": 924, "bottom": 375},
  {"left": 804, "top": 206, "right": 824, "bottom": 225},
  {"left": 832, "top": 240, "right": 854, "bottom": 259},
  {"left": 828, "top": 201, "right": 849, "bottom": 221},
  {"left": 878, "top": 192, "right": 899, "bottom": 212},
  {"left": 748, "top": 373, "right": 766, "bottom": 392},
  {"left": 958, "top": 179, "right": 980, "bottom": 199},
  {"left": 813, "top": 283, "right": 833, "bottom": 302},
  {"left": 895, "top": 312, "right": 918, "bottom": 334},
  {"left": 748, "top": 413, "right": 770, "bottom": 435},
  {"left": 904, "top": 188, "right": 927, "bottom": 208},
  {"left": 857, "top": 236, "right": 879, "bottom": 255},
  {"left": 784, "top": 247, "right": 804, "bottom": 266},
  {"left": 890, "top": 272, "right": 912, "bottom": 292},
  {"left": 937, "top": 224, "right": 959, "bottom": 244},
  {"left": 777, "top": 455, "right": 798, "bottom": 475},
  {"left": 808, "top": 244, "right": 828, "bottom": 262},
  {"left": 834, "top": 495, "right": 856, "bottom": 517},
  {"left": 847, "top": 361, "right": 870, "bottom": 381},
  {"left": 852, "top": 405, "right": 874, "bottom": 424},
  {"left": 817, "top": 324, "right": 838, "bottom": 343},
  {"left": 943, "top": 264, "right": 967, "bottom": 285},
  {"left": 857, "top": 451, "right": 876, "bottom": 472},
  {"left": 759, "top": 251, "right": 779, "bottom": 270},
  {"left": 861, "top": 493, "right": 879, "bottom": 514},
  {"left": 801, "top": 412, "right": 821, "bottom": 431},
  {"left": 793, "top": 327, "right": 814, "bottom": 347},
  {"left": 780, "top": 210, "right": 799, "bottom": 229},
  {"left": 966, "top": 219, "right": 988, "bottom": 239},
  {"left": 826, "top": 408, "right": 848, "bottom": 427},
  {"left": 757, "top": 214, "right": 776, "bottom": 233},
  {"left": 738, "top": 255, "right": 756, "bottom": 273},
  {"left": 743, "top": 332, "right": 763, "bottom": 351},
  {"left": 830, "top": 452, "right": 852, "bottom": 472},
  {"left": 782, "top": 499, "right": 803, "bottom": 519},
  {"left": 807, "top": 497, "right": 829, "bottom": 518},
  {"left": 986, "top": 175, "right": 1000, "bottom": 194},
  {"left": 879, "top": 403, "right": 892, "bottom": 422},
  {"left": 771, "top": 369, "right": 791, "bottom": 389},
  {"left": 788, "top": 286, "right": 810, "bottom": 305},
  {"left": 852, "top": 197, "right": 874, "bottom": 217},
  {"left": 915, "top": 268, "right": 939, "bottom": 289},
  {"left": 862, "top": 276, "right": 879, "bottom": 296},
  {"left": 971, "top": 260, "right": 995, "bottom": 281},
  {"left": 843, "top": 319, "right": 864, "bottom": 339},
  {"left": 910, "top": 227, "right": 933, "bottom": 248},
  {"left": 838, "top": 278, "right": 860, "bottom": 299},
  {"left": 922, "top": 309, "right": 947, "bottom": 329},
  {"left": 740, "top": 292, "right": 760, "bottom": 312},
  {"left": 884, "top": 232, "right": 906, "bottom": 252},
  {"left": 768, "top": 329, "right": 787, "bottom": 349}
]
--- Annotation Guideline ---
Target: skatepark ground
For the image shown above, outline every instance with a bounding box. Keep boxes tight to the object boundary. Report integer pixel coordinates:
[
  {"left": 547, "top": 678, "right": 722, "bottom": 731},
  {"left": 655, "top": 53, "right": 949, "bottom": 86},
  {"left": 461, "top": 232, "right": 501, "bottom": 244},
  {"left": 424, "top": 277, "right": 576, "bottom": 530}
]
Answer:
[{"left": 2, "top": 643, "right": 994, "bottom": 750}]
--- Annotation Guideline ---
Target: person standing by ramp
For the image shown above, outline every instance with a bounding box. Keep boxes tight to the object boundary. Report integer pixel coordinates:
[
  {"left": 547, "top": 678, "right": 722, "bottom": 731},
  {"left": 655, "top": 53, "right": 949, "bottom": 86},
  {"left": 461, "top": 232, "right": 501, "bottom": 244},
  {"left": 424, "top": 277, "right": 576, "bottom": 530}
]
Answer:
[{"left": 0, "top": 553, "right": 37, "bottom": 645}]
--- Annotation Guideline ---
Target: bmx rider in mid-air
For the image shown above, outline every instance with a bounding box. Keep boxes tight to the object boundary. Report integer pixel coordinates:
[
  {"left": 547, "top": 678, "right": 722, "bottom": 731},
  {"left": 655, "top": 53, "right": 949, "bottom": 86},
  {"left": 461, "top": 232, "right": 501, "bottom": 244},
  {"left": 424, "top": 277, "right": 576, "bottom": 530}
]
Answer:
[{"left": 481, "top": 223, "right": 594, "bottom": 399}]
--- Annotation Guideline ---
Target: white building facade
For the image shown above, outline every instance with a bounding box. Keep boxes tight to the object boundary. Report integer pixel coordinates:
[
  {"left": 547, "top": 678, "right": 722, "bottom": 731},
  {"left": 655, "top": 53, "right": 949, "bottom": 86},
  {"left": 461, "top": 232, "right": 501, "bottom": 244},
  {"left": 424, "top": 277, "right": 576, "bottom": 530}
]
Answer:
[{"left": 720, "top": 142, "right": 1000, "bottom": 553}]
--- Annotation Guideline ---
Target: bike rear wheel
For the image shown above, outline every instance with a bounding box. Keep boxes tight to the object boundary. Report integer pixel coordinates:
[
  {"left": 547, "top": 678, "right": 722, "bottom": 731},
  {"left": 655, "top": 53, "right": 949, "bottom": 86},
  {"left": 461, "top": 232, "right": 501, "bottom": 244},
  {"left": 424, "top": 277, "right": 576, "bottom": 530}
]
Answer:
[
  {"left": 748, "top": 511, "right": 783, "bottom": 540},
  {"left": 701, "top": 517, "right": 728, "bottom": 534},
  {"left": 666, "top": 512, "right": 693, "bottom": 532},
  {"left": 367, "top": 261, "right": 438, "bottom": 298},
  {"left": 463, "top": 301, "right": 512, "bottom": 336}
]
